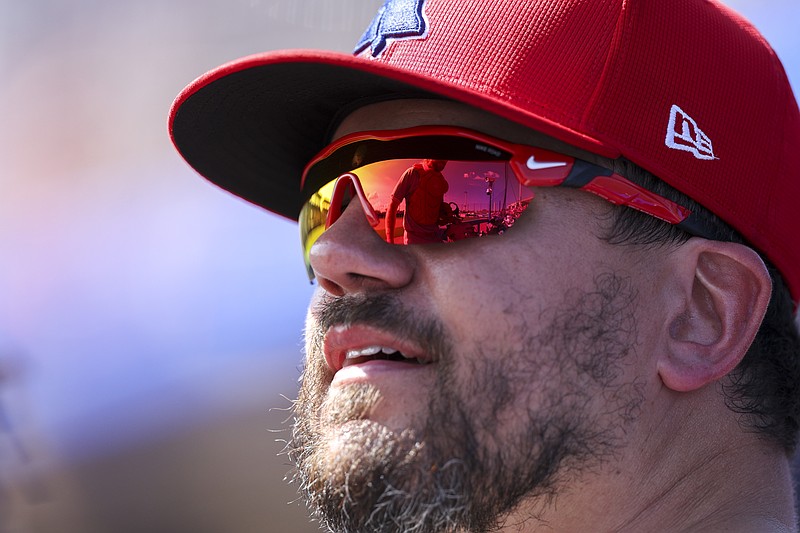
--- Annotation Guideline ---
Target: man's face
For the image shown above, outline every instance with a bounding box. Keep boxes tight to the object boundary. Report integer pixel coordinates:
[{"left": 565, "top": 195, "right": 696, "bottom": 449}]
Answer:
[{"left": 289, "top": 101, "right": 655, "bottom": 532}]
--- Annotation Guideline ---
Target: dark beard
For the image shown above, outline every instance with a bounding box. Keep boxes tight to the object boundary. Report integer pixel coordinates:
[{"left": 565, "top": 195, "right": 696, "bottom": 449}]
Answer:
[{"left": 288, "top": 273, "right": 642, "bottom": 532}]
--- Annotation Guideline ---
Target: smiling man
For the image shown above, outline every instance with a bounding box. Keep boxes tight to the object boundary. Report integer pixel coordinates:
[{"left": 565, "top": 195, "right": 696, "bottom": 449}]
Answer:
[{"left": 169, "top": 0, "right": 800, "bottom": 531}]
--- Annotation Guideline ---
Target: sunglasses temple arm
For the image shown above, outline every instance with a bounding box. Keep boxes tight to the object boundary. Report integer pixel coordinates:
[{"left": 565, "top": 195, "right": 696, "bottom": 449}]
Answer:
[
  {"left": 325, "top": 173, "right": 381, "bottom": 230},
  {"left": 560, "top": 159, "right": 609, "bottom": 187},
  {"left": 563, "top": 161, "right": 711, "bottom": 233}
]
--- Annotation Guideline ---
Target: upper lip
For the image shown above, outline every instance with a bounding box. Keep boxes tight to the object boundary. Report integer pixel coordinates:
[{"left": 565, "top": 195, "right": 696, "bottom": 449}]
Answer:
[{"left": 323, "top": 324, "right": 431, "bottom": 373}]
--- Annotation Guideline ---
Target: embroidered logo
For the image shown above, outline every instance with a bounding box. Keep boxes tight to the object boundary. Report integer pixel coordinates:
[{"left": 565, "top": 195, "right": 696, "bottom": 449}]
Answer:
[
  {"left": 665, "top": 104, "right": 716, "bottom": 160},
  {"left": 354, "top": 0, "right": 429, "bottom": 58}
]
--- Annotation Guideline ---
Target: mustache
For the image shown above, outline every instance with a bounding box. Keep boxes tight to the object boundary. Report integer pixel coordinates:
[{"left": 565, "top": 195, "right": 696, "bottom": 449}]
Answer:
[{"left": 309, "top": 292, "right": 451, "bottom": 360}]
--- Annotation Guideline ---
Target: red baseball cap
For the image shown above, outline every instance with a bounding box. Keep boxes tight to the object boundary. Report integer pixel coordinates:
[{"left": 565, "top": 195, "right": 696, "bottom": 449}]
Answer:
[{"left": 169, "top": 0, "right": 800, "bottom": 302}]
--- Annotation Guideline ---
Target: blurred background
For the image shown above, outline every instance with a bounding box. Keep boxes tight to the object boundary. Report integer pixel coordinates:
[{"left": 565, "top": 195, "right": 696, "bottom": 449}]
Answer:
[{"left": 0, "top": 1, "right": 797, "bottom": 532}]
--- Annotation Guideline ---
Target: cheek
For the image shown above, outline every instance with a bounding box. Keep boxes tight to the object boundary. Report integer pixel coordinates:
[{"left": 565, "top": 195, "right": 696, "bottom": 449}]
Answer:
[
  {"left": 421, "top": 238, "right": 553, "bottom": 351},
  {"left": 417, "top": 215, "right": 629, "bottom": 360}
]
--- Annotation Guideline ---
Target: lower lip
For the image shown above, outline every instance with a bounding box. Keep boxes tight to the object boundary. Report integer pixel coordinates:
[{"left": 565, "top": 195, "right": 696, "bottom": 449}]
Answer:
[{"left": 331, "top": 359, "right": 428, "bottom": 385}]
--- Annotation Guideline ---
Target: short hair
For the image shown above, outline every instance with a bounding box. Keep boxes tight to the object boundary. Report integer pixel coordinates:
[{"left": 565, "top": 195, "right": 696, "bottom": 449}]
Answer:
[{"left": 604, "top": 158, "right": 800, "bottom": 454}]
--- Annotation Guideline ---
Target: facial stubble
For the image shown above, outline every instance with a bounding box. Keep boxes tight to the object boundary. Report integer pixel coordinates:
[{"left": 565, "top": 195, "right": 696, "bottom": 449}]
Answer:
[{"left": 289, "top": 273, "right": 642, "bottom": 532}]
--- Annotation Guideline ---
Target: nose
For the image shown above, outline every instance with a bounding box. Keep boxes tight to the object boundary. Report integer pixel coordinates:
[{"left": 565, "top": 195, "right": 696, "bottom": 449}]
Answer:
[{"left": 309, "top": 201, "right": 415, "bottom": 296}]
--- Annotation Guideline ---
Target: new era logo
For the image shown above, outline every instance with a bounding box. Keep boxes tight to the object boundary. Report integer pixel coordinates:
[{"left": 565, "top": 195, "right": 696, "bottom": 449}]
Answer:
[
  {"left": 354, "top": 0, "right": 429, "bottom": 57},
  {"left": 665, "top": 105, "right": 716, "bottom": 160}
]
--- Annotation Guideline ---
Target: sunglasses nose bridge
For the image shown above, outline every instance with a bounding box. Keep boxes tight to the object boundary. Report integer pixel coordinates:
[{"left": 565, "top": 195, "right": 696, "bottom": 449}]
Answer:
[{"left": 326, "top": 173, "right": 380, "bottom": 229}]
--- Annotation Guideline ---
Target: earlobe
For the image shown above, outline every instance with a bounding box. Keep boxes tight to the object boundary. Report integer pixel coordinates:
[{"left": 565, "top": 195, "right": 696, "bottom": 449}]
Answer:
[{"left": 658, "top": 240, "right": 772, "bottom": 392}]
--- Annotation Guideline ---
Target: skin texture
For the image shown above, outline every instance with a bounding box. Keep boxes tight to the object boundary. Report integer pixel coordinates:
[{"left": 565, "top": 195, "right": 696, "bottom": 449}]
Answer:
[{"left": 288, "top": 100, "right": 794, "bottom": 532}]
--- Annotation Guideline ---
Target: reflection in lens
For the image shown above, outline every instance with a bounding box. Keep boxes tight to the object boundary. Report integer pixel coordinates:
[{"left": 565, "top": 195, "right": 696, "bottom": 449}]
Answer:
[{"left": 300, "top": 159, "right": 534, "bottom": 273}]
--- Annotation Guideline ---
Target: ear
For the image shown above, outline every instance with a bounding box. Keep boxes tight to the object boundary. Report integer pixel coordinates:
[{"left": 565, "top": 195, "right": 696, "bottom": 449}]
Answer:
[{"left": 658, "top": 240, "right": 772, "bottom": 392}]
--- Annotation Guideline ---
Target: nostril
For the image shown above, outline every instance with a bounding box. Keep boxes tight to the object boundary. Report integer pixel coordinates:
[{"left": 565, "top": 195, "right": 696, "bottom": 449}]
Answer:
[{"left": 316, "top": 275, "right": 345, "bottom": 297}]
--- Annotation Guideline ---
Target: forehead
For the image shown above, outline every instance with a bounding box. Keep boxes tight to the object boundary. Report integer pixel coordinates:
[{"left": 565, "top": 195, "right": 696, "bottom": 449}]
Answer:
[{"left": 333, "top": 99, "right": 611, "bottom": 168}]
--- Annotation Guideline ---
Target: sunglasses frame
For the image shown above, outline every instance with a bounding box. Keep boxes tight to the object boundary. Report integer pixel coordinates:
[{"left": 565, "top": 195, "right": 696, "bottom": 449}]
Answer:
[{"left": 300, "top": 126, "right": 712, "bottom": 279}]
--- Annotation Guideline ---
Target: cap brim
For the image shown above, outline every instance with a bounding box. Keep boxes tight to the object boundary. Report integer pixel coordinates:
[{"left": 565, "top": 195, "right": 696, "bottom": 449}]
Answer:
[{"left": 169, "top": 49, "right": 614, "bottom": 220}]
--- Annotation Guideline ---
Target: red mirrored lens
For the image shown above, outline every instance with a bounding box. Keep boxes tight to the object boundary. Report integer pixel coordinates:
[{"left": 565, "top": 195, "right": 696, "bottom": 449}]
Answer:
[{"left": 300, "top": 158, "right": 535, "bottom": 277}]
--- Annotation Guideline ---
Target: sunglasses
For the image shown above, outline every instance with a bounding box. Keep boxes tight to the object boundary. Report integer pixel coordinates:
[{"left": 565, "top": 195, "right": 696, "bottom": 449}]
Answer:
[{"left": 299, "top": 126, "right": 710, "bottom": 281}]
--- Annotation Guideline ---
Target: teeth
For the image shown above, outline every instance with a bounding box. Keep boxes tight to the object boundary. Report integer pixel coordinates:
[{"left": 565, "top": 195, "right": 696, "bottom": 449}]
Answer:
[{"left": 345, "top": 346, "right": 400, "bottom": 359}]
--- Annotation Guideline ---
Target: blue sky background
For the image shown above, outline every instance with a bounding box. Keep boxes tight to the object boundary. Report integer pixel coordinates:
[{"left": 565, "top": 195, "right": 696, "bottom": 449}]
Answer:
[{"left": 0, "top": 0, "right": 797, "bottom": 469}]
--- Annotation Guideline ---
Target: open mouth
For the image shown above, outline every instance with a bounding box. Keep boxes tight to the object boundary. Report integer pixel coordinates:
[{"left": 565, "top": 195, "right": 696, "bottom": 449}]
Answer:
[
  {"left": 343, "top": 346, "right": 426, "bottom": 367},
  {"left": 323, "top": 325, "right": 433, "bottom": 374}
]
